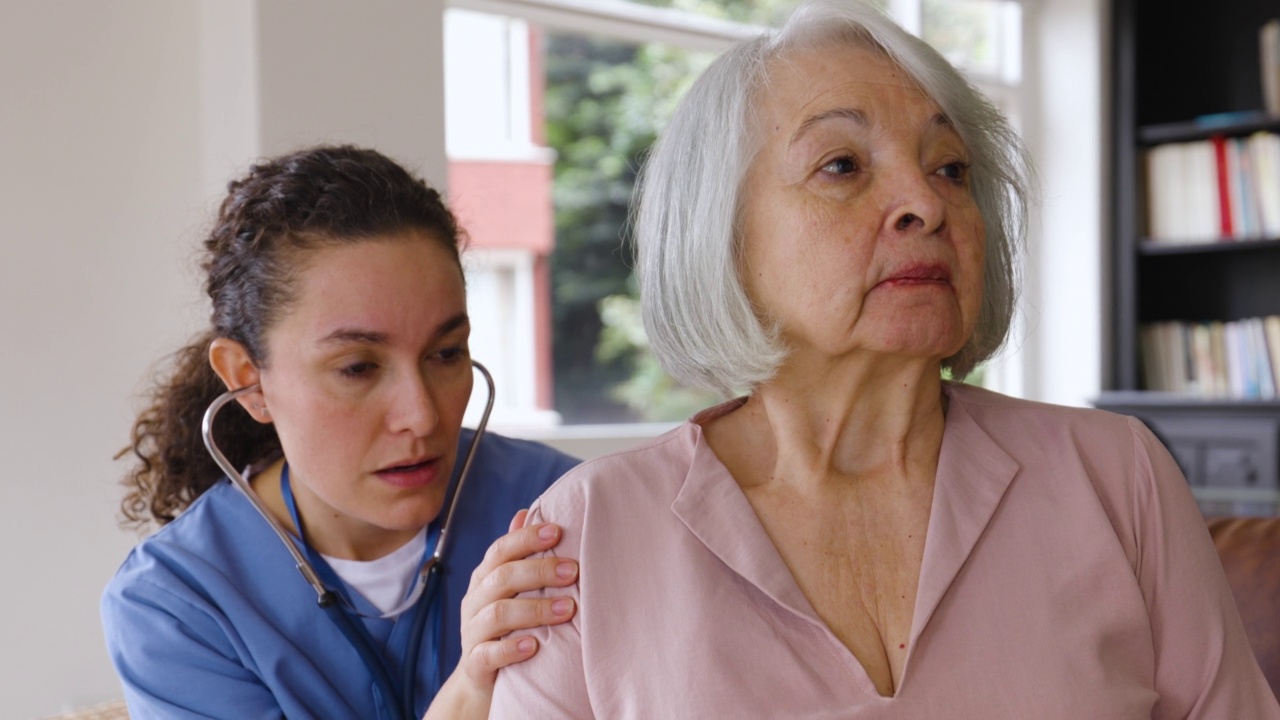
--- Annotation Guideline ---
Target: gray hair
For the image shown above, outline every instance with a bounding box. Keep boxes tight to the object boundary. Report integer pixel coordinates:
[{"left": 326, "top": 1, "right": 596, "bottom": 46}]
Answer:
[{"left": 633, "top": 0, "right": 1033, "bottom": 397}]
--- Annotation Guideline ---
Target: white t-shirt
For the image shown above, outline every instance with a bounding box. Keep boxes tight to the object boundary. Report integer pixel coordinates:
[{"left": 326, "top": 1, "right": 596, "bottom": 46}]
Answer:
[{"left": 321, "top": 527, "right": 428, "bottom": 618}]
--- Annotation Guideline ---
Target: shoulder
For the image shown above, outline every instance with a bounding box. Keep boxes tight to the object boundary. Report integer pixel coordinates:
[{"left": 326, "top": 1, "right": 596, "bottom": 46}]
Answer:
[
  {"left": 520, "top": 423, "right": 703, "bottom": 572},
  {"left": 945, "top": 381, "right": 1171, "bottom": 485},
  {"left": 101, "top": 481, "right": 272, "bottom": 662},
  {"left": 102, "top": 480, "right": 274, "bottom": 619},
  {"left": 101, "top": 482, "right": 324, "bottom": 717},
  {"left": 945, "top": 383, "right": 1185, "bottom": 547},
  {"left": 947, "top": 382, "right": 1134, "bottom": 428},
  {"left": 946, "top": 382, "right": 1154, "bottom": 458},
  {"left": 528, "top": 423, "right": 699, "bottom": 522},
  {"left": 465, "top": 429, "right": 580, "bottom": 487},
  {"left": 442, "top": 430, "right": 582, "bottom": 540},
  {"left": 108, "top": 480, "right": 252, "bottom": 573}
]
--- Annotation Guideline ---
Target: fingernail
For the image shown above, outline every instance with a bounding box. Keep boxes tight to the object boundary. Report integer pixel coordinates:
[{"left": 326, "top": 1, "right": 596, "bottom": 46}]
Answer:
[
  {"left": 552, "top": 598, "right": 573, "bottom": 616},
  {"left": 538, "top": 524, "right": 558, "bottom": 541},
  {"left": 556, "top": 561, "right": 577, "bottom": 580},
  {"left": 517, "top": 638, "right": 536, "bottom": 654}
]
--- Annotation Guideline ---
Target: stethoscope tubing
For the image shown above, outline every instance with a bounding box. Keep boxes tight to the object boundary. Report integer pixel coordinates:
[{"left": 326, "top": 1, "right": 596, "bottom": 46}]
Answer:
[
  {"left": 201, "top": 384, "right": 332, "bottom": 604},
  {"left": 200, "top": 360, "right": 497, "bottom": 719}
]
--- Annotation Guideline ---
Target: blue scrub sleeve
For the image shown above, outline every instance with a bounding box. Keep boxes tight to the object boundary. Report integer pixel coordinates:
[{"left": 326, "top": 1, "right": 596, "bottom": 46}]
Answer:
[{"left": 102, "top": 577, "right": 284, "bottom": 719}]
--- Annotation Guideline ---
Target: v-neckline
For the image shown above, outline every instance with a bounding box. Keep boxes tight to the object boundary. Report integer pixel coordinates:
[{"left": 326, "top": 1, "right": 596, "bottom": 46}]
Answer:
[{"left": 669, "top": 388, "right": 1021, "bottom": 699}]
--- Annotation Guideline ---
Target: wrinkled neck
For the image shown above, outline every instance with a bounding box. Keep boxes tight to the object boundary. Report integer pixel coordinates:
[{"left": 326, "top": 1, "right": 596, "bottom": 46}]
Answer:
[{"left": 704, "top": 356, "right": 948, "bottom": 491}]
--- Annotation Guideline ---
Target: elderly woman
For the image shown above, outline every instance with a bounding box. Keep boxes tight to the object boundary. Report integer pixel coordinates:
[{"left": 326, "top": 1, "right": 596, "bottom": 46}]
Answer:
[{"left": 489, "top": 1, "right": 1280, "bottom": 717}]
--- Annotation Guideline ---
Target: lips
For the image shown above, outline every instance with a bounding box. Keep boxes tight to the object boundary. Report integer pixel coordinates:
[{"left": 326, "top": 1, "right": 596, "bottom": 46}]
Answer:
[
  {"left": 375, "top": 457, "right": 443, "bottom": 489},
  {"left": 878, "top": 262, "right": 952, "bottom": 288}
]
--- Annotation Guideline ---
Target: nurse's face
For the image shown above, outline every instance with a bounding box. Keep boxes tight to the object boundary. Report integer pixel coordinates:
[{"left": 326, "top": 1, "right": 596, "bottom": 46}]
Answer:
[{"left": 257, "top": 234, "right": 472, "bottom": 560}]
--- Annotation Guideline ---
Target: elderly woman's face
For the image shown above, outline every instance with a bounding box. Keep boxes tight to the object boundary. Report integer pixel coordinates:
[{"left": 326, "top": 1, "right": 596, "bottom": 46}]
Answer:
[{"left": 741, "top": 44, "right": 984, "bottom": 368}]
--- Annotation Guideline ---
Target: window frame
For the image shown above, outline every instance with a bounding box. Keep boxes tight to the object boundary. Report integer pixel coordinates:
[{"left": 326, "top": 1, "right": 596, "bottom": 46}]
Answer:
[{"left": 447, "top": 0, "right": 762, "bottom": 50}]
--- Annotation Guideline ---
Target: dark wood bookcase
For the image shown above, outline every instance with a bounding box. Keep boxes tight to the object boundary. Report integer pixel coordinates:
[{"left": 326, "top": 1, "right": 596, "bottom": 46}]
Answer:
[{"left": 1098, "top": 0, "right": 1280, "bottom": 514}]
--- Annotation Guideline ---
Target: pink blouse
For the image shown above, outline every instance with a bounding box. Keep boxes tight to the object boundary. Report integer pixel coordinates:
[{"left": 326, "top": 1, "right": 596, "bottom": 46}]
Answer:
[{"left": 490, "top": 384, "right": 1279, "bottom": 719}]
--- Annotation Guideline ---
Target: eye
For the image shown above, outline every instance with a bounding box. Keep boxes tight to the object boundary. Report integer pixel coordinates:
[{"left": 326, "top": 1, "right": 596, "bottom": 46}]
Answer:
[
  {"left": 431, "top": 345, "right": 470, "bottom": 365},
  {"left": 339, "top": 360, "right": 378, "bottom": 378},
  {"left": 937, "top": 161, "right": 971, "bottom": 182},
  {"left": 820, "top": 156, "right": 859, "bottom": 176}
]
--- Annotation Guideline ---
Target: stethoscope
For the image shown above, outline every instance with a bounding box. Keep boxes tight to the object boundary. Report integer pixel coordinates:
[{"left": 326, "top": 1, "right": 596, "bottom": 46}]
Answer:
[{"left": 200, "top": 361, "right": 496, "bottom": 720}]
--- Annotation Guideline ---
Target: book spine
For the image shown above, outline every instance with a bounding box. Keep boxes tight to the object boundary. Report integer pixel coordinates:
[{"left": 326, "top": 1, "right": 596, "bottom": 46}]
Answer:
[
  {"left": 1224, "top": 321, "right": 1245, "bottom": 398},
  {"left": 1263, "top": 20, "right": 1280, "bottom": 117},
  {"left": 1209, "top": 320, "right": 1229, "bottom": 396},
  {"left": 1140, "top": 324, "right": 1162, "bottom": 390},
  {"left": 1144, "top": 146, "right": 1167, "bottom": 241},
  {"left": 1264, "top": 315, "right": 1280, "bottom": 394},
  {"left": 1213, "top": 135, "right": 1234, "bottom": 239},
  {"left": 1251, "top": 317, "right": 1276, "bottom": 399},
  {"left": 1190, "top": 323, "right": 1214, "bottom": 397},
  {"left": 1196, "top": 142, "right": 1220, "bottom": 240},
  {"left": 1250, "top": 133, "right": 1280, "bottom": 237},
  {"left": 1235, "top": 137, "right": 1260, "bottom": 238}
]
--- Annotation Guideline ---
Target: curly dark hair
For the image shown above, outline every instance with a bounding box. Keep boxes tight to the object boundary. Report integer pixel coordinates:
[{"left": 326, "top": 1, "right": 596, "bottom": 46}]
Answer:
[{"left": 120, "top": 145, "right": 464, "bottom": 526}]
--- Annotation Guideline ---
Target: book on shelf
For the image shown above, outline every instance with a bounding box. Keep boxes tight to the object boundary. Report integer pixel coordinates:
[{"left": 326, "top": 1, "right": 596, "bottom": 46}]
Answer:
[
  {"left": 1254, "top": 317, "right": 1277, "bottom": 398},
  {"left": 1140, "top": 316, "right": 1280, "bottom": 399},
  {"left": 1143, "top": 131, "right": 1280, "bottom": 243},
  {"left": 1214, "top": 136, "right": 1236, "bottom": 237},
  {"left": 1257, "top": 131, "right": 1280, "bottom": 231},
  {"left": 1267, "top": 315, "right": 1280, "bottom": 389},
  {"left": 1264, "top": 19, "right": 1280, "bottom": 117}
]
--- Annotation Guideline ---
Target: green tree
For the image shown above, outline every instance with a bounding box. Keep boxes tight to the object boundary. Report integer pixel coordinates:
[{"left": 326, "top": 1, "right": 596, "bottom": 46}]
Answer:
[
  {"left": 546, "top": 36, "right": 715, "bottom": 421},
  {"left": 544, "top": 0, "right": 802, "bottom": 422}
]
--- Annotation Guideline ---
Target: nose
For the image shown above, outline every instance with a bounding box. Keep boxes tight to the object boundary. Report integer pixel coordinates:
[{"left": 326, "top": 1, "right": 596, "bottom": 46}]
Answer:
[
  {"left": 895, "top": 212, "right": 924, "bottom": 231},
  {"left": 388, "top": 371, "right": 439, "bottom": 437},
  {"left": 884, "top": 171, "right": 946, "bottom": 236}
]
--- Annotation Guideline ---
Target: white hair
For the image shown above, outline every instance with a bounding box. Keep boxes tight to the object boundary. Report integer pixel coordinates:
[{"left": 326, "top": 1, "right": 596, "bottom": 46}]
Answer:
[{"left": 632, "top": 0, "right": 1033, "bottom": 397}]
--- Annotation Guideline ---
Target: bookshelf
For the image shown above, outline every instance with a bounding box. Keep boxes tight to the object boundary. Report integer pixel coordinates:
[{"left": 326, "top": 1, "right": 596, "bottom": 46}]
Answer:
[{"left": 1099, "top": 0, "right": 1280, "bottom": 515}]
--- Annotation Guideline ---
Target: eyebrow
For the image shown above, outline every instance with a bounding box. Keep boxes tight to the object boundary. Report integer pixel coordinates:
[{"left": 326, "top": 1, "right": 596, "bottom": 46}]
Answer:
[
  {"left": 789, "top": 108, "right": 956, "bottom": 146},
  {"left": 929, "top": 112, "right": 956, "bottom": 130},
  {"left": 319, "top": 312, "right": 470, "bottom": 346},
  {"left": 790, "top": 108, "right": 868, "bottom": 146}
]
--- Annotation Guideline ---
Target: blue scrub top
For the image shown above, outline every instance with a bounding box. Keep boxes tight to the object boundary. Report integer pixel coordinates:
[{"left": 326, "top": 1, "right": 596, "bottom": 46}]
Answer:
[{"left": 102, "top": 430, "right": 578, "bottom": 720}]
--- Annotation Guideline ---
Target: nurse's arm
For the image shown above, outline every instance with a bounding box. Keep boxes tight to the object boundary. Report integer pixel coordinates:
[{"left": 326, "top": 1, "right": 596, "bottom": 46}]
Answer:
[{"left": 423, "top": 509, "right": 579, "bottom": 720}]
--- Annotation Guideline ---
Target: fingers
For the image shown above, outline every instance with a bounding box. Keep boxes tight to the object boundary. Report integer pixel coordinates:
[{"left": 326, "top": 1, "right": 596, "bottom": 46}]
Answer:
[
  {"left": 473, "top": 596, "right": 577, "bottom": 643},
  {"left": 461, "top": 570, "right": 577, "bottom": 649},
  {"left": 460, "top": 594, "right": 576, "bottom": 681},
  {"left": 465, "top": 635, "right": 540, "bottom": 686},
  {"left": 507, "top": 508, "right": 530, "bottom": 534},
  {"left": 465, "top": 555, "right": 578, "bottom": 618},
  {"left": 463, "top": 523, "right": 567, "bottom": 614},
  {"left": 459, "top": 522, "right": 576, "bottom": 634},
  {"left": 489, "top": 522, "right": 561, "bottom": 566},
  {"left": 490, "top": 555, "right": 579, "bottom": 594},
  {"left": 473, "top": 522, "right": 563, "bottom": 585}
]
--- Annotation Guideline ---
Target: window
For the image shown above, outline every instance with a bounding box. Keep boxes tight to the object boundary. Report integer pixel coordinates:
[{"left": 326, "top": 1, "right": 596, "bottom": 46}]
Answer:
[
  {"left": 446, "top": 0, "right": 755, "bottom": 429},
  {"left": 445, "top": 0, "right": 1030, "bottom": 431},
  {"left": 916, "top": 0, "right": 1023, "bottom": 129},
  {"left": 893, "top": 0, "right": 1027, "bottom": 394}
]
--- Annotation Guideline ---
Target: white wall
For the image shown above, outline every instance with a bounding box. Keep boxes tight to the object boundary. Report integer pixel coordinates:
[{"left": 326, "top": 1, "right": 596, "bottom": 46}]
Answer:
[
  {"left": 0, "top": 2, "right": 446, "bottom": 717},
  {"left": 0, "top": 4, "right": 203, "bottom": 716},
  {"left": 254, "top": 1, "right": 448, "bottom": 189}
]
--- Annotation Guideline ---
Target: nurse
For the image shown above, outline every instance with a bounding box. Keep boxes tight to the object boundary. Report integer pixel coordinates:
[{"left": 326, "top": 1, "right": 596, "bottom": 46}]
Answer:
[{"left": 102, "top": 145, "right": 580, "bottom": 719}]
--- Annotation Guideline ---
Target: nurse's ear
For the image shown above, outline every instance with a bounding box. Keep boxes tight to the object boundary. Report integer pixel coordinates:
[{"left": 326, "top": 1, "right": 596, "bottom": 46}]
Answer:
[{"left": 208, "top": 337, "right": 271, "bottom": 424}]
